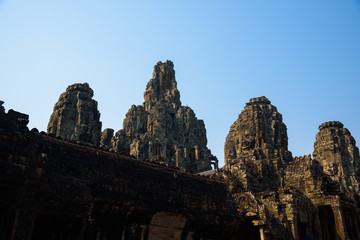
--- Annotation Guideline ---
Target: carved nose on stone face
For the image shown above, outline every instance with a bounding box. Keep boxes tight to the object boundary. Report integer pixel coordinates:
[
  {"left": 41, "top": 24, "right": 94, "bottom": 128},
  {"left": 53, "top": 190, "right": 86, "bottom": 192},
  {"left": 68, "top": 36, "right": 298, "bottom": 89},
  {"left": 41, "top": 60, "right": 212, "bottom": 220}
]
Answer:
[{"left": 242, "top": 134, "right": 255, "bottom": 150}]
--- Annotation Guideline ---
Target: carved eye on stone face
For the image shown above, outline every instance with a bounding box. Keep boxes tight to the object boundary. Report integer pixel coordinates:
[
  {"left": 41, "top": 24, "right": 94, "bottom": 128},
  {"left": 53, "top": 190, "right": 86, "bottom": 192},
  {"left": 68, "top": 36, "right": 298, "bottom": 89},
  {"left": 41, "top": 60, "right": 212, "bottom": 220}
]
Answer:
[
  {"left": 241, "top": 130, "right": 255, "bottom": 150},
  {"left": 325, "top": 162, "right": 338, "bottom": 176}
]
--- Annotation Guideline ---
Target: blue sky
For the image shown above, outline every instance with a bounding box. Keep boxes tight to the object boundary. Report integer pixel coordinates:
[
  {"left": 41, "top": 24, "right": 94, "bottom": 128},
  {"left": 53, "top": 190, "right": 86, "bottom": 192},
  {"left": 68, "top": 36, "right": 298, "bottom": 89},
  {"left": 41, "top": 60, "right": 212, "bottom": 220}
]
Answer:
[{"left": 1, "top": 1, "right": 360, "bottom": 167}]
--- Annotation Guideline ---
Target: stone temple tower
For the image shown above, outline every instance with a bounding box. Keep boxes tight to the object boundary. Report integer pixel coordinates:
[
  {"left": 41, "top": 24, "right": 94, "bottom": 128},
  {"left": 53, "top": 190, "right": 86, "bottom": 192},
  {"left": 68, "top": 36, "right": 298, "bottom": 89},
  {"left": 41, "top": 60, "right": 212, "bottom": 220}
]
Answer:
[
  {"left": 47, "top": 83, "right": 102, "bottom": 146},
  {"left": 111, "top": 60, "right": 216, "bottom": 173},
  {"left": 224, "top": 96, "right": 292, "bottom": 165},
  {"left": 224, "top": 96, "right": 292, "bottom": 191},
  {"left": 313, "top": 121, "right": 360, "bottom": 192}
]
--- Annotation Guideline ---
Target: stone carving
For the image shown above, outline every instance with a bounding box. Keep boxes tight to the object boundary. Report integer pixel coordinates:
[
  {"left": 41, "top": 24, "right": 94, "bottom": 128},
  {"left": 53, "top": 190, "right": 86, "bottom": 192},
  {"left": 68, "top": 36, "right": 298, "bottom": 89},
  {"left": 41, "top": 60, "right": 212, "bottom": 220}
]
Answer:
[
  {"left": 47, "top": 83, "right": 102, "bottom": 146},
  {"left": 112, "top": 61, "right": 215, "bottom": 173},
  {"left": 4, "top": 81, "right": 360, "bottom": 239},
  {"left": 313, "top": 121, "right": 360, "bottom": 191},
  {"left": 224, "top": 96, "right": 291, "bottom": 165},
  {"left": 222, "top": 97, "right": 292, "bottom": 191},
  {"left": 0, "top": 101, "right": 5, "bottom": 113},
  {"left": 325, "top": 162, "right": 339, "bottom": 176},
  {"left": 143, "top": 60, "right": 181, "bottom": 111},
  {"left": 0, "top": 102, "right": 29, "bottom": 133},
  {"left": 100, "top": 128, "right": 114, "bottom": 150},
  {"left": 221, "top": 98, "right": 360, "bottom": 239}
]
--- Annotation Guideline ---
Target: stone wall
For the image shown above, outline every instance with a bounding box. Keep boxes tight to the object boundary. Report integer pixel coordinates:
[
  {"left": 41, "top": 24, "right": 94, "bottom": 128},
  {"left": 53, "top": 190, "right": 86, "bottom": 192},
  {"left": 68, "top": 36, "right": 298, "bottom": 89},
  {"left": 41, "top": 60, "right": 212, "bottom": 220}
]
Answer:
[
  {"left": 2, "top": 63, "right": 360, "bottom": 239},
  {"left": 0, "top": 110, "right": 252, "bottom": 240}
]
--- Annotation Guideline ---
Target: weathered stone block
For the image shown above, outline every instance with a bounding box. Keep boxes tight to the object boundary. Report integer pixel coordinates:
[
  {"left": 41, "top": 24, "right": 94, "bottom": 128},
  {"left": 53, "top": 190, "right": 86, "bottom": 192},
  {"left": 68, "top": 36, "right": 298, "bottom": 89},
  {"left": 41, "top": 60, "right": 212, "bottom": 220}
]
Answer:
[{"left": 47, "top": 83, "right": 102, "bottom": 146}]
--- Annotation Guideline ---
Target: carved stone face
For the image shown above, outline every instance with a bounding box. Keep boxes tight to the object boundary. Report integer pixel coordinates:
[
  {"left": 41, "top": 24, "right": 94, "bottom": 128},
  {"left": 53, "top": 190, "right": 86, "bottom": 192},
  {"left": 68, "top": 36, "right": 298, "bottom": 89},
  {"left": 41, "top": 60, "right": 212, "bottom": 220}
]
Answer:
[
  {"left": 225, "top": 97, "right": 291, "bottom": 164},
  {"left": 240, "top": 129, "right": 256, "bottom": 151},
  {"left": 325, "top": 162, "right": 338, "bottom": 176}
]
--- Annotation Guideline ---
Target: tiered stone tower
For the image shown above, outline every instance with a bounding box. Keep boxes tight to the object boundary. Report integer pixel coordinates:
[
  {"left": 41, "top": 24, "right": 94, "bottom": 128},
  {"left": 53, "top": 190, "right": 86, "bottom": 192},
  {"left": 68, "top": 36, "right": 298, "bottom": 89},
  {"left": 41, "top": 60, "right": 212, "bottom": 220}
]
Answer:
[
  {"left": 313, "top": 121, "right": 360, "bottom": 192},
  {"left": 223, "top": 96, "right": 292, "bottom": 191},
  {"left": 112, "top": 60, "right": 216, "bottom": 173},
  {"left": 224, "top": 96, "right": 291, "bottom": 165},
  {"left": 47, "top": 83, "right": 102, "bottom": 146}
]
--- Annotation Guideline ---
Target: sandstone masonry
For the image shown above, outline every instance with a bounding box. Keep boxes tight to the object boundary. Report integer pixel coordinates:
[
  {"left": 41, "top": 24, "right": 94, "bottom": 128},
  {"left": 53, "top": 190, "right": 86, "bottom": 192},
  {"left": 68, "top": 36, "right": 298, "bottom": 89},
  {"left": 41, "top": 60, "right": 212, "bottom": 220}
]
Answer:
[
  {"left": 21, "top": 62, "right": 360, "bottom": 239},
  {"left": 219, "top": 96, "right": 360, "bottom": 240},
  {"left": 111, "top": 60, "right": 216, "bottom": 173},
  {"left": 47, "top": 83, "right": 102, "bottom": 146}
]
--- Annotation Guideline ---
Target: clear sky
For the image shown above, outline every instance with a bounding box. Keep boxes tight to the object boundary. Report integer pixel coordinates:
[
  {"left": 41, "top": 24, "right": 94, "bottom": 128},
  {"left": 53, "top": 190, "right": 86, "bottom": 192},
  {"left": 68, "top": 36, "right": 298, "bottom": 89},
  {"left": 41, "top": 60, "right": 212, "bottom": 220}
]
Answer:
[{"left": 1, "top": 0, "right": 360, "bottom": 167}]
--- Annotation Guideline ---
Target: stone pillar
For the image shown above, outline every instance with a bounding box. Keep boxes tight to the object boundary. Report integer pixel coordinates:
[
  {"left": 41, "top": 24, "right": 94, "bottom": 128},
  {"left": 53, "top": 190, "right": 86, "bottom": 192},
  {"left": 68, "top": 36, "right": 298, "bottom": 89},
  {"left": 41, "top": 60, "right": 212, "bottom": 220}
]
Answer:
[
  {"left": 252, "top": 220, "right": 267, "bottom": 240},
  {"left": 332, "top": 206, "right": 347, "bottom": 240},
  {"left": 210, "top": 156, "right": 219, "bottom": 169},
  {"left": 78, "top": 218, "right": 87, "bottom": 240},
  {"left": 175, "top": 146, "right": 180, "bottom": 166},
  {"left": 259, "top": 226, "right": 267, "bottom": 240},
  {"left": 289, "top": 220, "right": 296, "bottom": 240},
  {"left": 194, "top": 145, "right": 199, "bottom": 160},
  {"left": 10, "top": 209, "right": 35, "bottom": 240},
  {"left": 183, "top": 148, "right": 187, "bottom": 159},
  {"left": 148, "top": 142, "right": 153, "bottom": 158},
  {"left": 97, "top": 230, "right": 102, "bottom": 240},
  {"left": 140, "top": 225, "right": 148, "bottom": 240}
]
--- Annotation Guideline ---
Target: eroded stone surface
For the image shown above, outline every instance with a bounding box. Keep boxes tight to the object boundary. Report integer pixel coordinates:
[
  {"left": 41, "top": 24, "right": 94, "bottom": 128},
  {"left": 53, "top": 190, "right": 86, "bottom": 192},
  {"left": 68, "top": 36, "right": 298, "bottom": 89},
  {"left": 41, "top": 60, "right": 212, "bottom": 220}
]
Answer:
[
  {"left": 224, "top": 96, "right": 291, "bottom": 165},
  {"left": 3, "top": 75, "right": 360, "bottom": 239},
  {"left": 47, "top": 83, "right": 102, "bottom": 146},
  {"left": 219, "top": 97, "right": 360, "bottom": 240},
  {"left": 313, "top": 121, "right": 360, "bottom": 191},
  {"left": 112, "top": 61, "right": 215, "bottom": 173},
  {"left": 0, "top": 103, "right": 29, "bottom": 133},
  {"left": 0, "top": 101, "right": 5, "bottom": 113},
  {"left": 143, "top": 60, "right": 181, "bottom": 111},
  {"left": 100, "top": 128, "right": 114, "bottom": 150},
  {"left": 223, "top": 96, "right": 292, "bottom": 192},
  {"left": 0, "top": 114, "right": 246, "bottom": 240}
]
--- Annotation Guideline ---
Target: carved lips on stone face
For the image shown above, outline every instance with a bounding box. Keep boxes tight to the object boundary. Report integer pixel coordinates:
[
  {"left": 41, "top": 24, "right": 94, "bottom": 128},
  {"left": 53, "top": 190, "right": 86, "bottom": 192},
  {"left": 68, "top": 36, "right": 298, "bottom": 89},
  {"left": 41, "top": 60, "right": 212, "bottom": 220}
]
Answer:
[
  {"left": 240, "top": 129, "right": 256, "bottom": 151},
  {"left": 325, "top": 162, "right": 339, "bottom": 176}
]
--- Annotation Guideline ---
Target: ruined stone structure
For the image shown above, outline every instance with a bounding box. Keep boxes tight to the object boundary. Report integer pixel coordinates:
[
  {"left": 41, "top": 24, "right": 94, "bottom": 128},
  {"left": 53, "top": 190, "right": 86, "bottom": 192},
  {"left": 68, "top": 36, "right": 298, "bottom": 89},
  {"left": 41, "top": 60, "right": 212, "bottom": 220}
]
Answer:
[
  {"left": 223, "top": 97, "right": 292, "bottom": 192},
  {"left": 313, "top": 121, "right": 360, "bottom": 192},
  {"left": 0, "top": 101, "right": 5, "bottom": 113},
  {"left": 225, "top": 96, "right": 291, "bottom": 164},
  {"left": 0, "top": 102, "right": 29, "bottom": 133},
  {"left": 0, "top": 107, "right": 258, "bottom": 240},
  {"left": 47, "top": 83, "right": 102, "bottom": 146},
  {"left": 99, "top": 128, "right": 114, "bottom": 150},
  {"left": 1, "top": 61, "right": 360, "bottom": 240},
  {"left": 111, "top": 61, "right": 216, "bottom": 173},
  {"left": 221, "top": 97, "right": 360, "bottom": 240}
]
